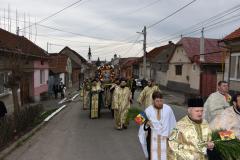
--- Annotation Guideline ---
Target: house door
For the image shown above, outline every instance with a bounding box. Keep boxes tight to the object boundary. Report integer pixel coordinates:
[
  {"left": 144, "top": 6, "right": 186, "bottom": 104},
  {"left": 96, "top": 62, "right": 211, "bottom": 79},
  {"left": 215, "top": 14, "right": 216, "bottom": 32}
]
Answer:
[
  {"left": 200, "top": 71, "right": 217, "bottom": 98},
  {"left": 20, "top": 74, "right": 30, "bottom": 105}
]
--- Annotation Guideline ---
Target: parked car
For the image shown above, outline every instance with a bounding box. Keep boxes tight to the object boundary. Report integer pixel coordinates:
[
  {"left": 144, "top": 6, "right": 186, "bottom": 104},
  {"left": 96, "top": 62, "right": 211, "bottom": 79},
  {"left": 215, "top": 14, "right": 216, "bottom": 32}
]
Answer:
[{"left": 135, "top": 79, "right": 142, "bottom": 89}]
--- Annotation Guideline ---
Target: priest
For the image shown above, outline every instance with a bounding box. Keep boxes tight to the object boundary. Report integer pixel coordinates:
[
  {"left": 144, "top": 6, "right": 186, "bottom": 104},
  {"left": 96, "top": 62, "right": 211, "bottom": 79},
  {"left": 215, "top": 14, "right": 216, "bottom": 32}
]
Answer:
[
  {"left": 138, "top": 91, "right": 176, "bottom": 160},
  {"left": 89, "top": 79, "right": 102, "bottom": 119},
  {"left": 137, "top": 79, "right": 160, "bottom": 109},
  {"left": 113, "top": 78, "right": 132, "bottom": 130},
  {"left": 203, "top": 81, "right": 231, "bottom": 125},
  {"left": 168, "top": 97, "right": 214, "bottom": 160}
]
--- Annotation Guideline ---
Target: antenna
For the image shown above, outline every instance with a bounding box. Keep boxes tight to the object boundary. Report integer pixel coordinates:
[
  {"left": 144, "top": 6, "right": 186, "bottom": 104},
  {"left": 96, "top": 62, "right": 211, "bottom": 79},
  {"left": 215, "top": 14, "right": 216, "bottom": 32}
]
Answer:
[
  {"left": 8, "top": 4, "right": 12, "bottom": 32},
  {"left": 3, "top": 8, "right": 6, "bottom": 30},
  {"left": 16, "top": 9, "right": 19, "bottom": 34},
  {"left": 29, "top": 14, "right": 31, "bottom": 40},
  {"left": 8, "top": 4, "right": 10, "bottom": 31},
  {"left": 23, "top": 12, "right": 26, "bottom": 36},
  {"left": 34, "top": 17, "right": 37, "bottom": 42}
]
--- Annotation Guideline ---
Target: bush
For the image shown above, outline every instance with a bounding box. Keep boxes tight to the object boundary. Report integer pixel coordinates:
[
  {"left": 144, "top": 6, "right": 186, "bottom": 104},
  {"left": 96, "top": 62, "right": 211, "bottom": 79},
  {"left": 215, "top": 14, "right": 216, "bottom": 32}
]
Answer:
[
  {"left": 0, "top": 104, "right": 43, "bottom": 150},
  {"left": 126, "top": 107, "right": 143, "bottom": 123}
]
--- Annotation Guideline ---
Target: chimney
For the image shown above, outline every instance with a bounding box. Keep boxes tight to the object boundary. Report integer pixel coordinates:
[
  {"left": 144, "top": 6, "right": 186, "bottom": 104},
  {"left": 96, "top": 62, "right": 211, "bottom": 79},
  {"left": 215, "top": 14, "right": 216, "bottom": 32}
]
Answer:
[{"left": 200, "top": 28, "right": 205, "bottom": 62}]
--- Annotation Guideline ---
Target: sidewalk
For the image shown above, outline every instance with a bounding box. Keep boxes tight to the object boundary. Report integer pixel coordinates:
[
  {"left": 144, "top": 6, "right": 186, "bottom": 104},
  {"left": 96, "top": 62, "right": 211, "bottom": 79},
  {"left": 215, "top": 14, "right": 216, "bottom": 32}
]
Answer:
[{"left": 161, "top": 89, "right": 186, "bottom": 107}]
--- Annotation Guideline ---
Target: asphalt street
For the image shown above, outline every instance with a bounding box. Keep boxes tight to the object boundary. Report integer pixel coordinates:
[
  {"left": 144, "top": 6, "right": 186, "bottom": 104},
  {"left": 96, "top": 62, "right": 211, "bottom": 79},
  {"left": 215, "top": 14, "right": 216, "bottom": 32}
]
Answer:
[{"left": 5, "top": 92, "right": 187, "bottom": 160}]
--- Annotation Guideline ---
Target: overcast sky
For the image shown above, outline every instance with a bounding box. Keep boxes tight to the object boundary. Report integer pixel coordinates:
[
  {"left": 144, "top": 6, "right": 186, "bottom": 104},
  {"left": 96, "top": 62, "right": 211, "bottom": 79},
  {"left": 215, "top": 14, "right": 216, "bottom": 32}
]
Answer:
[{"left": 1, "top": 0, "right": 240, "bottom": 60}]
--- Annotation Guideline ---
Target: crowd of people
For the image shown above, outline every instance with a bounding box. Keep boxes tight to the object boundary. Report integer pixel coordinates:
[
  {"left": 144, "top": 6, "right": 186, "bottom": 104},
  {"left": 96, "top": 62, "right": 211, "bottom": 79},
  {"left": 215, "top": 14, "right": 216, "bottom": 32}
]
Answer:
[
  {"left": 139, "top": 80, "right": 239, "bottom": 160},
  {"left": 81, "top": 78, "right": 239, "bottom": 160}
]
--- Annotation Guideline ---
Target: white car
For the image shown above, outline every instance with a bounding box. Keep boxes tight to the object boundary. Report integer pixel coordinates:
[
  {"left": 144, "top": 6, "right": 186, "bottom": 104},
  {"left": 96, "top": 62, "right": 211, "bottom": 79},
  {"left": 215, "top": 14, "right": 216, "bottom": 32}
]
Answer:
[{"left": 135, "top": 79, "right": 142, "bottom": 88}]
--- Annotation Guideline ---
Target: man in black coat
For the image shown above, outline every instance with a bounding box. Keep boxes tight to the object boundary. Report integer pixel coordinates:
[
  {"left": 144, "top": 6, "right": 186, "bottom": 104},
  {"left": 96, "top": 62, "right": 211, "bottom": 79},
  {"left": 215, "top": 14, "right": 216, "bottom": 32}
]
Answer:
[{"left": 0, "top": 101, "right": 7, "bottom": 118}]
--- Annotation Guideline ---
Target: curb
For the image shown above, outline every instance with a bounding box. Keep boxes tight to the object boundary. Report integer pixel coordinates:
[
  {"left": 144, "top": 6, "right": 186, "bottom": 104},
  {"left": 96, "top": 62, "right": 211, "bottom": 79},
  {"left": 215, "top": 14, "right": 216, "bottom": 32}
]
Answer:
[
  {"left": 0, "top": 104, "right": 68, "bottom": 160},
  {"left": 0, "top": 122, "right": 45, "bottom": 160}
]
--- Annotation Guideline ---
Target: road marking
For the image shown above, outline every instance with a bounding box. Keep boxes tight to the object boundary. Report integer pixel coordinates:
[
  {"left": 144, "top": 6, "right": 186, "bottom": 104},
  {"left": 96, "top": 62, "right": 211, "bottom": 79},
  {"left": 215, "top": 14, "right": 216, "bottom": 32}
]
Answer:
[
  {"left": 58, "top": 98, "right": 67, "bottom": 104},
  {"left": 44, "top": 105, "right": 67, "bottom": 122},
  {"left": 71, "top": 93, "right": 79, "bottom": 101}
]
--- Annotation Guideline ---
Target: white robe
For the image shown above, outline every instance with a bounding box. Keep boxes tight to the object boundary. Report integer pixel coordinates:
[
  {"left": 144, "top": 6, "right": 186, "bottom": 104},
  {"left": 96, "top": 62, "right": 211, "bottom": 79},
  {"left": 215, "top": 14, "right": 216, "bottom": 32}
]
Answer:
[
  {"left": 138, "top": 104, "right": 176, "bottom": 160},
  {"left": 203, "top": 91, "right": 230, "bottom": 124}
]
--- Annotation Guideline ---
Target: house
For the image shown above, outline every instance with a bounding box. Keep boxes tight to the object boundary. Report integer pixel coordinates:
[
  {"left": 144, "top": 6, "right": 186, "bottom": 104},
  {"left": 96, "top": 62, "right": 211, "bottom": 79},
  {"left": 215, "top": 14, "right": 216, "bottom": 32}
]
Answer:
[
  {"left": 120, "top": 58, "right": 139, "bottom": 79},
  {"left": 48, "top": 53, "right": 68, "bottom": 93},
  {"left": 49, "top": 46, "right": 91, "bottom": 90},
  {"left": 59, "top": 46, "right": 88, "bottom": 85},
  {"left": 0, "top": 28, "right": 49, "bottom": 113},
  {"left": 222, "top": 27, "right": 240, "bottom": 94},
  {"left": 147, "top": 42, "right": 175, "bottom": 87},
  {"left": 167, "top": 37, "right": 224, "bottom": 98}
]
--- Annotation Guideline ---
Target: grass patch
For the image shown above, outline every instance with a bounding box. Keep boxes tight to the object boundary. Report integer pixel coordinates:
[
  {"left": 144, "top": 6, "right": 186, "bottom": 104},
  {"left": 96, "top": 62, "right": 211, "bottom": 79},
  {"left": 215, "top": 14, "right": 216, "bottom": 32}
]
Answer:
[
  {"left": 0, "top": 107, "right": 57, "bottom": 153},
  {"left": 127, "top": 107, "right": 143, "bottom": 122}
]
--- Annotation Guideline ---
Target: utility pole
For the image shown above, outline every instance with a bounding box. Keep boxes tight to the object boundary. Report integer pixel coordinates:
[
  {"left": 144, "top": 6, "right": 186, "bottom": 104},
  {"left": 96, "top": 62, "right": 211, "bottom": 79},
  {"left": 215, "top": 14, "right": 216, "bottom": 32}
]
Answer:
[
  {"left": 143, "top": 26, "right": 147, "bottom": 79},
  {"left": 200, "top": 28, "right": 205, "bottom": 62},
  {"left": 137, "top": 26, "right": 147, "bottom": 79}
]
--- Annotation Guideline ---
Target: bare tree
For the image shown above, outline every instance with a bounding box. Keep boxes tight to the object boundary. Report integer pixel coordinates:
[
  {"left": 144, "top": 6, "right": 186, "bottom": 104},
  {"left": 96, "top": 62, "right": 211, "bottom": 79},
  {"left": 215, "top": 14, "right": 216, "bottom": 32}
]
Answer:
[{"left": 2, "top": 49, "right": 25, "bottom": 119}]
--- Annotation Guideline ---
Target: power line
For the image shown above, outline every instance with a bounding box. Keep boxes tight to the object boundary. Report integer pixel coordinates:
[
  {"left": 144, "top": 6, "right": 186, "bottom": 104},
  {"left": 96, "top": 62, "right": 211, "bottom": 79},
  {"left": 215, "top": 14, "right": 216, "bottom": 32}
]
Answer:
[
  {"left": 147, "top": 0, "right": 197, "bottom": 29},
  {"left": 148, "top": 4, "right": 240, "bottom": 46},
  {"left": 19, "top": 0, "right": 85, "bottom": 31},
  {"left": 82, "top": 0, "right": 162, "bottom": 33},
  {"left": 150, "top": 4, "right": 240, "bottom": 43},
  {"left": 0, "top": 16, "right": 139, "bottom": 46}
]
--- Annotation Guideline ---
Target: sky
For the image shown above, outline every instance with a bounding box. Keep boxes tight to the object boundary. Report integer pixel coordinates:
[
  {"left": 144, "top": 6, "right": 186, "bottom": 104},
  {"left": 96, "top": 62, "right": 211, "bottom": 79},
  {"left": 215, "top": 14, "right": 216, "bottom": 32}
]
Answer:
[{"left": 1, "top": 0, "right": 240, "bottom": 60}]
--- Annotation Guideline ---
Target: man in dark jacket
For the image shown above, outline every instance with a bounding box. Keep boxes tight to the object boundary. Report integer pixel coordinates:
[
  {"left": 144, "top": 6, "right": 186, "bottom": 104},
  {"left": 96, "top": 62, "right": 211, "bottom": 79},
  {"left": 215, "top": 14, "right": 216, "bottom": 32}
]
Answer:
[{"left": 0, "top": 101, "right": 7, "bottom": 118}]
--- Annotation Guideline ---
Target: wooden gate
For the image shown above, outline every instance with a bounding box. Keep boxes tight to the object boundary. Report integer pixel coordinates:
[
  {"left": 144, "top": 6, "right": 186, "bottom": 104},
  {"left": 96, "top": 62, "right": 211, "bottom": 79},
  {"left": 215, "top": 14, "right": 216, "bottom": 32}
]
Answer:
[
  {"left": 200, "top": 71, "right": 217, "bottom": 98},
  {"left": 20, "top": 74, "right": 30, "bottom": 105}
]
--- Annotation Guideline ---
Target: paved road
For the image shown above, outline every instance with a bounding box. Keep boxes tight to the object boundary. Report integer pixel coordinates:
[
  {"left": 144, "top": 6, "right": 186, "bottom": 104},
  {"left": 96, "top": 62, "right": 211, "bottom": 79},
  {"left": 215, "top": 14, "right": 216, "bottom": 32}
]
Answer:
[{"left": 5, "top": 97, "right": 187, "bottom": 160}]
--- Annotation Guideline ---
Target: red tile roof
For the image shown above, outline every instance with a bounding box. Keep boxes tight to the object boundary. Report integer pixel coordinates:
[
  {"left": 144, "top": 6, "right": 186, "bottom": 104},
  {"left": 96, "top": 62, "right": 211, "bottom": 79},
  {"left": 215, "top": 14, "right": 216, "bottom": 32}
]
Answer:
[
  {"left": 146, "top": 44, "right": 171, "bottom": 59},
  {"left": 48, "top": 54, "right": 68, "bottom": 73},
  {"left": 137, "top": 43, "right": 175, "bottom": 63},
  {"left": 176, "top": 37, "right": 224, "bottom": 64},
  {"left": 0, "top": 28, "right": 47, "bottom": 57},
  {"left": 60, "top": 46, "right": 87, "bottom": 63},
  {"left": 224, "top": 27, "right": 240, "bottom": 41}
]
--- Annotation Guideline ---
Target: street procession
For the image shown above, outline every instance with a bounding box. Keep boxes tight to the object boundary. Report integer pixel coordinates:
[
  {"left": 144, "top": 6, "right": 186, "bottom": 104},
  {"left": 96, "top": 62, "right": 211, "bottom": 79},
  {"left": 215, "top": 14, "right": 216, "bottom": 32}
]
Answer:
[
  {"left": 1, "top": 0, "right": 240, "bottom": 160},
  {"left": 79, "top": 62, "right": 240, "bottom": 160}
]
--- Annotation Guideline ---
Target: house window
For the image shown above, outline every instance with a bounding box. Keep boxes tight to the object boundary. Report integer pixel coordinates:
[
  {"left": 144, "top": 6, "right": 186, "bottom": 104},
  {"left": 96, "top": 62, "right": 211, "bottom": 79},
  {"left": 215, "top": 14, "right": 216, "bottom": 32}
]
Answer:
[
  {"left": 40, "top": 70, "right": 45, "bottom": 84},
  {"left": 230, "top": 54, "right": 240, "bottom": 80},
  {"left": 0, "top": 72, "right": 8, "bottom": 94},
  {"left": 175, "top": 65, "right": 182, "bottom": 75}
]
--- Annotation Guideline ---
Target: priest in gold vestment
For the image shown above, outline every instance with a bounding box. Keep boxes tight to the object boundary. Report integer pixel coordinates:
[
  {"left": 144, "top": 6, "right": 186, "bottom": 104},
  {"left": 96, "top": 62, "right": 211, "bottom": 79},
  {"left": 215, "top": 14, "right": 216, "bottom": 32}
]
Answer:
[
  {"left": 168, "top": 98, "right": 214, "bottom": 160},
  {"left": 138, "top": 80, "right": 160, "bottom": 109},
  {"left": 113, "top": 79, "right": 132, "bottom": 130},
  {"left": 83, "top": 79, "right": 91, "bottom": 110},
  {"left": 89, "top": 79, "right": 102, "bottom": 119}
]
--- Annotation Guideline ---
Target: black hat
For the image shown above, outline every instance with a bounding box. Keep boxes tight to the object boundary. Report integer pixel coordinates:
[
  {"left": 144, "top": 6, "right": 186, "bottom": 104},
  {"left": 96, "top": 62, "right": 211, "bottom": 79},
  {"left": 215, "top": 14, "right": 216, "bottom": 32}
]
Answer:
[
  {"left": 91, "top": 79, "right": 97, "bottom": 82},
  {"left": 188, "top": 98, "right": 204, "bottom": 107},
  {"left": 120, "top": 78, "right": 126, "bottom": 82}
]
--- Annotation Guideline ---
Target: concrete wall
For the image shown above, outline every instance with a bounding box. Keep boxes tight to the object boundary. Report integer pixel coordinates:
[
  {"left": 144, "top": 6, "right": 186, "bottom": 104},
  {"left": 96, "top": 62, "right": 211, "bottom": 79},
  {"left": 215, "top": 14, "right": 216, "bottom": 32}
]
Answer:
[
  {"left": 156, "top": 71, "right": 167, "bottom": 86},
  {"left": 167, "top": 46, "right": 200, "bottom": 93}
]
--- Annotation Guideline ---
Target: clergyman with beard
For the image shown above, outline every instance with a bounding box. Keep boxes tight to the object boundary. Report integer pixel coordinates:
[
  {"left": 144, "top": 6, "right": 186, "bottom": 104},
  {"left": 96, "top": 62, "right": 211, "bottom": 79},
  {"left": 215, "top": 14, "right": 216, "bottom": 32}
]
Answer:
[
  {"left": 113, "top": 78, "right": 132, "bottom": 130},
  {"left": 137, "top": 79, "right": 160, "bottom": 109}
]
